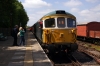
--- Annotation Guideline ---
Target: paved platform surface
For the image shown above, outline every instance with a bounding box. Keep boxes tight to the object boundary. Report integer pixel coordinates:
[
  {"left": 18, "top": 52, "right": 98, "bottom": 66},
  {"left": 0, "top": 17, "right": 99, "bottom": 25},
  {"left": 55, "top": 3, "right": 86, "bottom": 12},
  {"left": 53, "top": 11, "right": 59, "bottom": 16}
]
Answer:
[{"left": 0, "top": 31, "right": 53, "bottom": 66}]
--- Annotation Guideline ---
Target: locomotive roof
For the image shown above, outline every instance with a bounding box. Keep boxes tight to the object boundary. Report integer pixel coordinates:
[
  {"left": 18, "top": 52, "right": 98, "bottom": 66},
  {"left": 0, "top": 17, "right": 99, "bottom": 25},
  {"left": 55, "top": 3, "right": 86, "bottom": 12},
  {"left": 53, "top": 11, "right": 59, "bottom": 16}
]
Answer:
[
  {"left": 35, "top": 10, "right": 76, "bottom": 25},
  {"left": 43, "top": 10, "right": 75, "bottom": 17}
]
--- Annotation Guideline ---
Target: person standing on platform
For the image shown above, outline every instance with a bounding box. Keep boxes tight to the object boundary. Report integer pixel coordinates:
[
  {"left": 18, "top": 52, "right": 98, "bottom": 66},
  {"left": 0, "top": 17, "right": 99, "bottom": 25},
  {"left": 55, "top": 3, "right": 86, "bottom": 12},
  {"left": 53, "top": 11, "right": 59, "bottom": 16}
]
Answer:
[
  {"left": 12, "top": 25, "right": 19, "bottom": 46},
  {"left": 19, "top": 27, "right": 25, "bottom": 46}
]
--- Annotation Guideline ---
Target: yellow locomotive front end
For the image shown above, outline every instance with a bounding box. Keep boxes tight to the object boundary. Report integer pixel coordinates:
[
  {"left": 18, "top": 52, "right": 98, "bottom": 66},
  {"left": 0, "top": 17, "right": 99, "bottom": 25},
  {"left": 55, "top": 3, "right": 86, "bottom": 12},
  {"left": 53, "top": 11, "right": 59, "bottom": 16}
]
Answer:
[
  {"left": 41, "top": 10, "right": 78, "bottom": 53},
  {"left": 43, "top": 28, "right": 76, "bottom": 44}
]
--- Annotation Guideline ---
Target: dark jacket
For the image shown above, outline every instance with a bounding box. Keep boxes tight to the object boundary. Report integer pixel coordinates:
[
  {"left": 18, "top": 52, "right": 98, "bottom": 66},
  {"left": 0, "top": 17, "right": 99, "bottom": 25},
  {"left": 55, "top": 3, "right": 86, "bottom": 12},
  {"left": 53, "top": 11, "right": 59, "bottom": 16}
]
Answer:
[{"left": 11, "top": 28, "right": 19, "bottom": 37}]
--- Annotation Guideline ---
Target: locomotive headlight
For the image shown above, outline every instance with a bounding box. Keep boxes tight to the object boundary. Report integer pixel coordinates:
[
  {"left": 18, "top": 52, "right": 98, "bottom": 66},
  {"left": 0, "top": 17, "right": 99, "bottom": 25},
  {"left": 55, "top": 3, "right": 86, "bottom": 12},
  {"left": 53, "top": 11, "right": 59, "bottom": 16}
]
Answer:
[{"left": 71, "top": 29, "right": 75, "bottom": 33}]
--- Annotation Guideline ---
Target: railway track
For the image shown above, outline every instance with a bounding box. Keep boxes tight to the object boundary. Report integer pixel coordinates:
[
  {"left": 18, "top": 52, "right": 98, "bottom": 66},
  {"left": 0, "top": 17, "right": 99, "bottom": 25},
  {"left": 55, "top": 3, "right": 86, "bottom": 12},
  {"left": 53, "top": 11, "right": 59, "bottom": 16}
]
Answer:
[
  {"left": 39, "top": 40, "right": 100, "bottom": 66},
  {"left": 77, "top": 40, "right": 100, "bottom": 65},
  {"left": 67, "top": 54, "right": 81, "bottom": 66},
  {"left": 46, "top": 50, "right": 100, "bottom": 66},
  {"left": 50, "top": 52, "right": 81, "bottom": 66},
  {"left": 77, "top": 41, "right": 100, "bottom": 57},
  {"left": 72, "top": 51, "right": 100, "bottom": 66}
]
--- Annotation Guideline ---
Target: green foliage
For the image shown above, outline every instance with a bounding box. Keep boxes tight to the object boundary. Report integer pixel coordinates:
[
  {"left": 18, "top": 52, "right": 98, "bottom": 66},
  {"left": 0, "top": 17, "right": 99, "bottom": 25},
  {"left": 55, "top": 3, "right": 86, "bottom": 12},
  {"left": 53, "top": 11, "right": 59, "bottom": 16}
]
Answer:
[{"left": 0, "top": 0, "right": 29, "bottom": 28}]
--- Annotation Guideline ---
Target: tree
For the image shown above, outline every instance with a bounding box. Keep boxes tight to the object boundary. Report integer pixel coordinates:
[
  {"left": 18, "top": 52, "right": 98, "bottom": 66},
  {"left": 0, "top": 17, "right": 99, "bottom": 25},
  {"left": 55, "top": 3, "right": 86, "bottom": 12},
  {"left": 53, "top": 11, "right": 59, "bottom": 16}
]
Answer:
[{"left": 0, "top": 0, "right": 29, "bottom": 28}]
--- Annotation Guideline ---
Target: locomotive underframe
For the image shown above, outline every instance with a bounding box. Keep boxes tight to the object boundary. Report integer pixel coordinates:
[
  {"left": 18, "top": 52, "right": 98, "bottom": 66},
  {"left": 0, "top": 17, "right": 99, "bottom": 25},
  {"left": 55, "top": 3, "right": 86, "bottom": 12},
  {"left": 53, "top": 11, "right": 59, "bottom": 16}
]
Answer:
[{"left": 41, "top": 42, "right": 78, "bottom": 54}]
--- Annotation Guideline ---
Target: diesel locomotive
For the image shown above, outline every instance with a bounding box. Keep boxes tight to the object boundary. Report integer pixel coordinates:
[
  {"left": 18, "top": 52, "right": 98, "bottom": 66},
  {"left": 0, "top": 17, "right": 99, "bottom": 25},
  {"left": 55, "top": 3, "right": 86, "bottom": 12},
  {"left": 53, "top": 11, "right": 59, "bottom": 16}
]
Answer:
[{"left": 32, "top": 10, "right": 78, "bottom": 53}]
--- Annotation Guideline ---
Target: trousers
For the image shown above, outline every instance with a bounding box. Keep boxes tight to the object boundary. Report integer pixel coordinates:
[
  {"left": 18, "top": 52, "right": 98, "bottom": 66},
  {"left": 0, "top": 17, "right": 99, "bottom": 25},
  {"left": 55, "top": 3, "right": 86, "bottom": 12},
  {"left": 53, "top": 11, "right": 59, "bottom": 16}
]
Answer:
[{"left": 19, "top": 36, "right": 25, "bottom": 45}]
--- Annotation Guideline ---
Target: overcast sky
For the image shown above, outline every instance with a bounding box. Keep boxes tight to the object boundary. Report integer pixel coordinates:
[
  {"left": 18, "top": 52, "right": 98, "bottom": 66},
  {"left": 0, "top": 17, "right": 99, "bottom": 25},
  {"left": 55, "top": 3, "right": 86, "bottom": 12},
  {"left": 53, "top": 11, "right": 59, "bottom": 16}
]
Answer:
[{"left": 18, "top": 0, "right": 100, "bottom": 26}]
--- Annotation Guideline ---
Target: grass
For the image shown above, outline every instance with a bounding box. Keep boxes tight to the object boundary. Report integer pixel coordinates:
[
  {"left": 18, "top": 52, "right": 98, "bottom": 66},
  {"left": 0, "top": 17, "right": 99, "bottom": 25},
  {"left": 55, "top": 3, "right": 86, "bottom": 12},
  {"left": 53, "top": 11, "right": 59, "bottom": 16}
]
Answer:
[{"left": 83, "top": 44, "right": 100, "bottom": 51}]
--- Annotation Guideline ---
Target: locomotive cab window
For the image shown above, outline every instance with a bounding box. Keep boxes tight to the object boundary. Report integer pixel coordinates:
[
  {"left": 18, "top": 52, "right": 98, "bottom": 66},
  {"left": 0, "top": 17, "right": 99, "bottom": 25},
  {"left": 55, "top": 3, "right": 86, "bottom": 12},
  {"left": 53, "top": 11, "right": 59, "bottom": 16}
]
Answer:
[
  {"left": 45, "top": 18, "right": 55, "bottom": 28},
  {"left": 67, "top": 18, "right": 76, "bottom": 27},
  {"left": 57, "top": 17, "right": 65, "bottom": 28}
]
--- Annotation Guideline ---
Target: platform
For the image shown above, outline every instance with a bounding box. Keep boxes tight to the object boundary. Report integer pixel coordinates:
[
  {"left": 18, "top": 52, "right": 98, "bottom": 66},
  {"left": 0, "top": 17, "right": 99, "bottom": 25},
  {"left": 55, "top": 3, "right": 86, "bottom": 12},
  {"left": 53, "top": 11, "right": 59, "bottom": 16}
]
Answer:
[{"left": 0, "top": 31, "right": 53, "bottom": 66}]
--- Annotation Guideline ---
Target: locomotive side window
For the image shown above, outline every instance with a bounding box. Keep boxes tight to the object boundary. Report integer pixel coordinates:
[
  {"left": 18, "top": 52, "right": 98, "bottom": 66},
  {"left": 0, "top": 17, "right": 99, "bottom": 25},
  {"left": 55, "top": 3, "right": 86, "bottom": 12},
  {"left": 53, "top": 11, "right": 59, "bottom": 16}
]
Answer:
[
  {"left": 67, "top": 18, "right": 76, "bottom": 27},
  {"left": 57, "top": 17, "right": 65, "bottom": 28},
  {"left": 45, "top": 18, "right": 55, "bottom": 28}
]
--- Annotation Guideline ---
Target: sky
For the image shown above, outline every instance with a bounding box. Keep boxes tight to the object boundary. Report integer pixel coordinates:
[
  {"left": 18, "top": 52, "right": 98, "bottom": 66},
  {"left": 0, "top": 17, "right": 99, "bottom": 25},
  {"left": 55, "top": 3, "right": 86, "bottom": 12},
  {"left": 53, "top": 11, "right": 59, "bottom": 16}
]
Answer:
[{"left": 18, "top": 0, "right": 100, "bottom": 26}]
